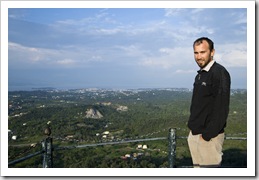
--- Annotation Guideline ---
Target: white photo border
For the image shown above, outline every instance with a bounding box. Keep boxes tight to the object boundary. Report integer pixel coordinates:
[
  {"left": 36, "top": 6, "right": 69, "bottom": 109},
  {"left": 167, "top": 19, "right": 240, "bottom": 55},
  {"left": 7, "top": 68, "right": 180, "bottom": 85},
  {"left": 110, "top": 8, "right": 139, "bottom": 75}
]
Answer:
[{"left": 1, "top": 0, "right": 255, "bottom": 177}]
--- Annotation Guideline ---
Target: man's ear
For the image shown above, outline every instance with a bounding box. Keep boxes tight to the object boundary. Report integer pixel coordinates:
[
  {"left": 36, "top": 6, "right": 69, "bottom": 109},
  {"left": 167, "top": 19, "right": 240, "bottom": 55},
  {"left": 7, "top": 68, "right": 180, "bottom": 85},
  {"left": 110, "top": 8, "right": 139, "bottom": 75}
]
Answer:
[{"left": 211, "top": 49, "right": 215, "bottom": 58}]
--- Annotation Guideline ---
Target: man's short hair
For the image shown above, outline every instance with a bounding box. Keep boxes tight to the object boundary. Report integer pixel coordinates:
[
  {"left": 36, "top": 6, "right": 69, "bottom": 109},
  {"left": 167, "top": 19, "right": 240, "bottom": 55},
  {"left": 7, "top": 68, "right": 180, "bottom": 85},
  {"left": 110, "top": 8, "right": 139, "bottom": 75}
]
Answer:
[{"left": 193, "top": 37, "right": 214, "bottom": 51}]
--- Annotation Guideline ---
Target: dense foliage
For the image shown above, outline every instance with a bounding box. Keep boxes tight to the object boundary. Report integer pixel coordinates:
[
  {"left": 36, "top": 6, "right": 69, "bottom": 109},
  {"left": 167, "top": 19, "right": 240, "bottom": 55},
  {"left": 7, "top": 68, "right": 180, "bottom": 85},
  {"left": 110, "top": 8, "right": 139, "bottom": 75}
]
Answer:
[{"left": 8, "top": 88, "right": 247, "bottom": 168}]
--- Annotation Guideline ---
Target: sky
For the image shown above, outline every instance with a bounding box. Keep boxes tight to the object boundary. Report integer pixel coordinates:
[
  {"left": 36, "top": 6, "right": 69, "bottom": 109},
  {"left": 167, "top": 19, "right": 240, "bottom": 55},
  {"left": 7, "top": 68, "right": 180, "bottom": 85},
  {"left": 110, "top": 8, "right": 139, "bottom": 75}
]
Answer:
[{"left": 8, "top": 7, "right": 248, "bottom": 90}]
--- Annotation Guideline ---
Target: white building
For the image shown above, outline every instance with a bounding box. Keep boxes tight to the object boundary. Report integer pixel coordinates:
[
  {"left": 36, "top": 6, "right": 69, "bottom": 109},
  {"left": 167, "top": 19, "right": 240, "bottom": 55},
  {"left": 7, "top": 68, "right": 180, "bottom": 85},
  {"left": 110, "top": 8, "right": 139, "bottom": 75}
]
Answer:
[
  {"left": 137, "top": 144, "right": 143, "bottom": 149},
  {"left": 143, "top": 145, "right": 148, "bottom": 149},
  {"left": 12, "top": 135, "right": 17, "bottom": 140},
  {"left": 102, "top": 131, "right": 109, "bottom": 135}
]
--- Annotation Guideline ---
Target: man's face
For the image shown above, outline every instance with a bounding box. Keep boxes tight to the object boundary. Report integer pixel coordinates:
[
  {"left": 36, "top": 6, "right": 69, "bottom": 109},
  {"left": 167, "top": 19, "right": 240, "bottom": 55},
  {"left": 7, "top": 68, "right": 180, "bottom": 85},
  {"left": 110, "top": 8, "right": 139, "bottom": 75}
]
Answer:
[{"left": 193, "top": 41, "right": 215, "bottom": 69}]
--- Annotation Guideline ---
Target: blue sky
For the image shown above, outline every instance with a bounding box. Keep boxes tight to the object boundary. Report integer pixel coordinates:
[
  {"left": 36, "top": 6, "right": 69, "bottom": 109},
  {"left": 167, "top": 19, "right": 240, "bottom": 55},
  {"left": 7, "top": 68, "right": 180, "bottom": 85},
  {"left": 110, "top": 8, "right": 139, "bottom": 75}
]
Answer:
[{"left": 8, "top": 8, "right": 247, "bottom": 90}]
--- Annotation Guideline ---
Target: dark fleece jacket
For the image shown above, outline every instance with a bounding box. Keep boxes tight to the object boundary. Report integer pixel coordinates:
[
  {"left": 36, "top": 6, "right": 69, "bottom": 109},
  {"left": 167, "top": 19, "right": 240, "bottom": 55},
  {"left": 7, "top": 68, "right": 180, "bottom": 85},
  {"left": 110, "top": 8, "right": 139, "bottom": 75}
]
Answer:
[{"left": 188, "top": 62, "right": 231, "bottom": 141}]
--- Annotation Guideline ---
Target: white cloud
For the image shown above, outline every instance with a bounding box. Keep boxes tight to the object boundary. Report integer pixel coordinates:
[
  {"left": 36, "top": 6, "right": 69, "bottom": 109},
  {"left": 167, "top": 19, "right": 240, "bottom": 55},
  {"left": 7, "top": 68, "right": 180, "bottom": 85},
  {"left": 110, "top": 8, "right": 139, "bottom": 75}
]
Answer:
[
  {"left": 231, "top": 11, "right": 247, "bottom": 25},
  {"left": 116, "top": 44, "right": 149, "bottom": 58},
  {"left": 159, "top": 48, "right": 172, "bottom": 54},
  {"left": 8, "top": 42, "right": 100, "bottom": 68},
  {"left": 177, "top": 23, "right": 215, "bottom": 36},
  {"left": 139, "top": 41, "right": 247, "bottom": 70},
  {"left": 56, "top": 59, "right": 75, "bottom": 65},
  {"left": 95, "top": 28, "right": 122, "bottom": 35},
  {"left": 8, "top": 42, "right": 43, "bottom": 63},
  {"left": 164, "top": 8, "right": 184, "bottom": 17},
  {"left": 52, "top": 9, "right": 120, "bottom": 36},
  {"left": 175, "top": 69, "right": 196, "bottom": 74},
  {"left": 90, "top": 55, "right": 103, "bottom": 61},
  {"left": 166, "top": 8, "right": 204, "bottom": 17},
  {"left": 8, "top": 9, "right": 27, "bottom": 20},
  {"left": 139, "top": 46, "right": 193, "bottom": 69},
  {"left": 215, "top": 42, "right": 247, "bottom": 67},
  {"left": 140, "top": 57, "right": 174, "bottom": 69},
  {"left": 190, "top": 8, "right": 204, "bottom": 14}
]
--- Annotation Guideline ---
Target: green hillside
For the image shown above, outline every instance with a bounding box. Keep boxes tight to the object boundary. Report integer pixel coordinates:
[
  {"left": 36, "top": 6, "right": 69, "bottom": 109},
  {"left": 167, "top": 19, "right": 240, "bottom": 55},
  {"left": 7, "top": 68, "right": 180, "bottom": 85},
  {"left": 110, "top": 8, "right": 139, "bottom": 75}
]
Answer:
[{"left": 8, "top": 88, "right": 247, "bottom": 168}]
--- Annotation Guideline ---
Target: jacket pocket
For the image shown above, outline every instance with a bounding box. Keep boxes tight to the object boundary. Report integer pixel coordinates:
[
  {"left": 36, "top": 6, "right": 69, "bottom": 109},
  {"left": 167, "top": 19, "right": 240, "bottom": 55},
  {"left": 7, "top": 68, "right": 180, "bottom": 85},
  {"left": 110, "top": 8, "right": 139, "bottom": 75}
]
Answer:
[{"left": 194, "top": 82, "right": 212, "bottom": 97}]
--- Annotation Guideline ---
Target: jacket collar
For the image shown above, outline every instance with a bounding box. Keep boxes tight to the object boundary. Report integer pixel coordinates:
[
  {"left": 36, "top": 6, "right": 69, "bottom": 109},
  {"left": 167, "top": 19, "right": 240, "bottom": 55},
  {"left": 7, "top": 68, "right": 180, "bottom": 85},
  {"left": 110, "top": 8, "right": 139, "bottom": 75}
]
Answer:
[
  {"left": 202, "top": 60, "right": 215, "bottom": 72},
  {"left": 199, "top": 60, "right": 215, "bottom": 72}
]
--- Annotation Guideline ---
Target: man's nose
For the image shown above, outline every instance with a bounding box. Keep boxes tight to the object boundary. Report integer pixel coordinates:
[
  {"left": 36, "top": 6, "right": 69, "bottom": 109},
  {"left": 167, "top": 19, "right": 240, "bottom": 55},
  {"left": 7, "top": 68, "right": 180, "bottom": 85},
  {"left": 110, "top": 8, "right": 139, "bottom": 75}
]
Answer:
[{"left": 196, "top": 53, "right": 202, "bottom": 59}]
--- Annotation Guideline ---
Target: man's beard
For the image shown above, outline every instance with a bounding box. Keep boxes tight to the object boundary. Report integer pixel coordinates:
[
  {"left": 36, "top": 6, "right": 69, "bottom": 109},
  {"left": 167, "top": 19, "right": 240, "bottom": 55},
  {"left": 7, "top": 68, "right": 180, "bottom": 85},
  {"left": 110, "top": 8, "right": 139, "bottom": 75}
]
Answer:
[{"left": 197, "top": 57, "right": 212, "bottom": 69}]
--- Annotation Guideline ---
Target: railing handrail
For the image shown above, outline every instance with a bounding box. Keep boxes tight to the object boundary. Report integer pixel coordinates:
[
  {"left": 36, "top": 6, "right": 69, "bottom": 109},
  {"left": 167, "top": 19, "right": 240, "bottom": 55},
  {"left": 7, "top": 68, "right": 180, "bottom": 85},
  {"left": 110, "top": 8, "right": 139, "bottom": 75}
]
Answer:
[
  {"left": 176, "top": 136, "right": 247, "bottom": 140},
  {"left": 56, "top": 137, "right": 168, "bottom": 150},
  {"left": 8, "top": 129, "right": 247, "bottom": 168},
  {"left": 8, "top": 150, "right": 43, "bottom": 166}
]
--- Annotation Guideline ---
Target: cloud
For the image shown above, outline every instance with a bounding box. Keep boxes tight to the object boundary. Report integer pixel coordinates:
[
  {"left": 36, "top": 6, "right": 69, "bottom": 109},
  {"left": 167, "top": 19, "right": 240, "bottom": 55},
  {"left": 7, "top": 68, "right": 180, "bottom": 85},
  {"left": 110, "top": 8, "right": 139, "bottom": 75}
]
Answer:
[
  {"left": 139, "top": 57, "right": 175, "bottom": 69},
  {"left": 138, "top": 41, "right": 247, "bottom": 70},
  {"left": 7, "top": 8, "right": 248, "bottom": 90},
  {"left": 52, "top": 9, "right": 120, "bottom": 36},
  {"left": 230, "top": 11, "right": 247, "bottom": 25},
  {"left": 165, "top": 8, "right": 204, "bottom": 17},
  {"left": 8, "top": 9, "right": 27, "bottom": 20},
  {"left": 115, "top": 44, "right": 149, "bottom": 59},
  {"left": 175, "top": 69, "right": 196, "bottom": 74},
  {"left": 215, "top": 42, "right": 247, "bottom": 67},
  {"left": 8, "top": 42, "right": 96, "bottom": 68},
  {"left": 139, "top": 46, "right": 193, "bottom": 69},
  {"left": 8, "top": 42, "right": 43, "bottom": 63},
  {"left": 164, "top": 8, "right": 184, "bottom": 17},
  {"left": 56, "top": 59, "right": 76, "bottom": 65},
  {"left": 190, "top": 8, "right": 205, "bottom": 14},
  {"left": 95, "top": 28, "right": 122, "bottom": 35}
]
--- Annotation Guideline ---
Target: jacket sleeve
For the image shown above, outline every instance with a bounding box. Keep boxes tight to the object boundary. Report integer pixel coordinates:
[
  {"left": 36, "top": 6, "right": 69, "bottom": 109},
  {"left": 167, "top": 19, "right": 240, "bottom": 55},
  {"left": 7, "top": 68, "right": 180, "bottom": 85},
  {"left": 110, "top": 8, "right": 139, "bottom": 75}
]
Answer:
[{"left": 202, "top": 68, "right": 231, "bottom": 141}]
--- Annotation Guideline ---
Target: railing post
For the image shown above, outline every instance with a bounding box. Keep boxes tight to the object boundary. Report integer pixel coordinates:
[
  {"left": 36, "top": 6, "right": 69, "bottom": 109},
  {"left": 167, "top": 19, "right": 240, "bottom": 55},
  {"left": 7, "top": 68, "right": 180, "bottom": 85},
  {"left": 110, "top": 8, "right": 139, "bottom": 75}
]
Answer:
[
  {"left": 168, "top": 128, "right": 176, "bottom": 168},
  {"left": 42, "top": 136, "right": 53, "bottom": 168},
  {"left": 42, "top": 126, "right": 53, "bottom": 168}
]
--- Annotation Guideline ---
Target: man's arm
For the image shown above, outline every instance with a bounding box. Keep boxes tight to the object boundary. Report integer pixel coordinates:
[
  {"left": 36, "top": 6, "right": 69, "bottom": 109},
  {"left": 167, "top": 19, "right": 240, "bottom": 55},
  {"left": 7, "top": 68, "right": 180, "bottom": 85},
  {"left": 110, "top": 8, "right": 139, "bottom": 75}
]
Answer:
[{"left": 202, "top": 68, "right": 231, "bottom": 141}]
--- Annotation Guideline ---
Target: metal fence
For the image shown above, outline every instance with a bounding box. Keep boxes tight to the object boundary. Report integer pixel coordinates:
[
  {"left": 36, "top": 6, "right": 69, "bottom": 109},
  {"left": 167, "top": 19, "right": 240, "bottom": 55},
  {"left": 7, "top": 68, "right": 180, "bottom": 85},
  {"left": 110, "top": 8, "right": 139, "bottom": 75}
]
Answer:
[{"left": 8, "top": 128, "right": 247, "bottom": 168}]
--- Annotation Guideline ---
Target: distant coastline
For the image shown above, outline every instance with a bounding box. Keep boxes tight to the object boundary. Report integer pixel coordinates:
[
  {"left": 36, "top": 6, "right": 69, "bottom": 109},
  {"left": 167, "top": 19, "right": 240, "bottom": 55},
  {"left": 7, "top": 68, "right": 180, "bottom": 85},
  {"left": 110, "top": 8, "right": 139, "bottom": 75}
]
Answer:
[{"left": 8, "top": 86, "right": 247, "bottom": 93}]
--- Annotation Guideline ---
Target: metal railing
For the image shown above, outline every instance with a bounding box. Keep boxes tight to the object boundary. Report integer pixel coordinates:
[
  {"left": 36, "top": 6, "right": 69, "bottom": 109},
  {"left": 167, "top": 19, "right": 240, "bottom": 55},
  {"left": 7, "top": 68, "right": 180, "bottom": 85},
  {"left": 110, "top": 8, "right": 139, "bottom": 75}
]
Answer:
[{"left": 8, "top": 128, "right": 247, "bottom": 168}]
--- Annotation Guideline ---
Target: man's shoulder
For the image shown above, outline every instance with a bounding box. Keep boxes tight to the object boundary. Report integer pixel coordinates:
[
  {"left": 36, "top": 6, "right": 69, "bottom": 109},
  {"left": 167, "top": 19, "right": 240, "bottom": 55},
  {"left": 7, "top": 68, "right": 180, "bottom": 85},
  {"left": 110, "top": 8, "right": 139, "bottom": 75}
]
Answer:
[
  {"left": 211, "top": 62, "right": 228, "bottom": 72},
  {"left": 211, "top": 62, "right": 231, "bottom": 80}
]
